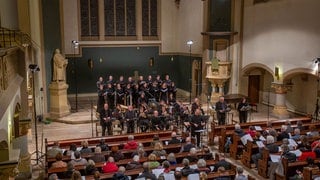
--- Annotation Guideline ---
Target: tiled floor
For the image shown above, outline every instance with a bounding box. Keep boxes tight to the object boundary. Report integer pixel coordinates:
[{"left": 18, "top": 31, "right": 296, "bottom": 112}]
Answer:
[{"left": 28, "top": 101, "right": 299, "bottom": 179}]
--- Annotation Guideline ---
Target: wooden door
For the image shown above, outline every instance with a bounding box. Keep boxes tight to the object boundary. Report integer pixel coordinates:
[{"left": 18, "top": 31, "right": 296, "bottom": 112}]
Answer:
[{"left": 248, "top": 75, "right": 260, "bottom": 103}]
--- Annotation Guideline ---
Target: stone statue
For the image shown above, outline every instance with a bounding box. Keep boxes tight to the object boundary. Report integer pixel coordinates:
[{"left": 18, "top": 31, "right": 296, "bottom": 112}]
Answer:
[{"left": 53, "top": 49, "right": 68, "bottom": 82}]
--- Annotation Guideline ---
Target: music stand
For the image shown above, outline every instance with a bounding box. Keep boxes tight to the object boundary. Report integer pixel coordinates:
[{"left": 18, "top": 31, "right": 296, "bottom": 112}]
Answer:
[{"left": 194, "top": 129, "right": 205, "bottom": 147}]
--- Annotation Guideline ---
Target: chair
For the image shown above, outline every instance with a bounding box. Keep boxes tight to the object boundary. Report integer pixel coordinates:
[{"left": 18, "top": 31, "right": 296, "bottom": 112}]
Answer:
[
  {"left": 96, "top": 122, "right": 101, "bottom": 136},
  {"left": 112, "top": 120, "right": 122, "bottom": 135}
]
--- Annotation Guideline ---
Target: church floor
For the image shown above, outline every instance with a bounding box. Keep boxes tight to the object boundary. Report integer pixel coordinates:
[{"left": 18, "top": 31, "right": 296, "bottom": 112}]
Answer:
[{"left": 27, "top": 101, "right": 298, "bottom": 179}]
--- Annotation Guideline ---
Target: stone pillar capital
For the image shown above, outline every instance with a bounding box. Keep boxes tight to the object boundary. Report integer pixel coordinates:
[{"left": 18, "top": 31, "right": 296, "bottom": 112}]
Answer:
[{"left": 271, "top": 82, "right": 292, "bottom": 94}]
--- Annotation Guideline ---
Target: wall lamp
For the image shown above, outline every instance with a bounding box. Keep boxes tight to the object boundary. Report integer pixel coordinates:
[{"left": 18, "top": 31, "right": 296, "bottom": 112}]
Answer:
[
  {"left": 149, "top": 57, "right": 154, "bottom": 67},
  {"left": 71, "top": 40, "right": 79, "bottom": 48},
  {"left": 275, "top": 66, "right": 280, "bottom": 80}
]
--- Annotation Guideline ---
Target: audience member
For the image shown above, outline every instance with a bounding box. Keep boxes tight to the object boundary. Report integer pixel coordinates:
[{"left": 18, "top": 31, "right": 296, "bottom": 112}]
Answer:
[
  {"left": 71, "top": 170, "right": 82, "bottom": 180},
  {"left": 234, "top": 124, "right": 246, "bottom": 137},
  {"left": 167, "top": 153, "right": 177, "bottom": 165},
  {"left": 109, "top": 146, "right": 124, "bottom": 162},
  {"left": 297, "top": 135, "right": 311, "bottom": 151},
  {"left": 102, "top": 156, "right": 118, "bottom": 173},
  {"left": 187, "top": 147, "right": 198, "bottom": 163},
  {"left": 85, "top": 159, "right": 98, "bottom": 175},
  {"left": 291, "top": 128, "right": 301, "bottom": 141},
  {"left": 246, "top": 126, "right": 256, "bottom": 138},
  {"left": 214, "top": 153, "right": 231, "bottom": 172},
  {"left": 136, "top": 162, "right": 157, "bottom": 180},
  {"left": 296, "top": 120, "right": 304, "bottom": 131},
  {"left": 199, "top": 171, "right": 208, "bottom": 180},
  {"left": 126, "top": 155, "right": 142, "bottom": 170},
  {"left": 285, "top": 120, "right": 293, "bottom": 133},
  {"left": 152, "top": 142, "right": 167, "bottom": 157},
  {"left": 174, "top": 171, "right": 182, "bottom": 180},
  {"left": 252, "top": 135, "right": 279, "bottom": 168},
  {"left": 235, "top": 166, "right": 247, "bottom": 180},
  {"left": 123, "top": 135, "right": 138, "bottom": 150},
  {"left": 47, "top": 141, "right": 63, "bottom": 158},
  {"left": 64, "top": 143, "right": 77, "bottom": 159},
  {"left": 181, "top": 158, "right": 199, "bottom": 176},
  {"left": 50, "top": 152, "right": 67, "bottom": 168},
  {"left": 309, "top": 125, "right": 319, "bottom": 137},
  {"left": 180, "top": 137, "right": 195, "bottom": 152},
  {"left": 277, "top": 125, "right": 289, "bottom": 141},
  {"left": 112, "top": 166, "right": 129, "bottom": 180},
  {"left": 281, "top": 144, "right": 296, "bottom": 162},
  {"left": 97, "top": 139, "right": 109, "bottom": 151},
  {"left": 197, "top": 159, "right": 210, "bottom": 173},
  {"left": 93, "top": 171, "right": 100, "bottom": 180},
  {"left": 151, "top": 134, "right": 162, "bottom": 147},
  {"left": 80, "top": 140, "right": 92, "bottom": 154},
  {"left": 64, "top": 162, "right": 74, "bottom": 179},
  {"left": 131, "top": 146, "right": 148, "bottom": 158},
  {"left": 48, "top": 173, "right": 58, "bottom": 180},
  {"left": 202, "top": 145, "right": 213, "bottom": 160},
  {"left": 147, "top": 153, "right": 160, "bottom": 169},
  {"left": 168, "top": 131, "right": 181, "bottom": 144},
  {"left": 90, "top": 146, "right": 105, "bottom": 163},
  {"left": 69, "top": 151, "right": 88, "bottom": 166}
]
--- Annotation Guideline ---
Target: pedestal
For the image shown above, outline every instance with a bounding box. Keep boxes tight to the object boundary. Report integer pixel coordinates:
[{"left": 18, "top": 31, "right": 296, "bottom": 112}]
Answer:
[
  {"left": 49, "top": 82, "right": 70, "bottom": 118},
  {"left": 271, "top": 82, "right": 292, "bottom": 119}
]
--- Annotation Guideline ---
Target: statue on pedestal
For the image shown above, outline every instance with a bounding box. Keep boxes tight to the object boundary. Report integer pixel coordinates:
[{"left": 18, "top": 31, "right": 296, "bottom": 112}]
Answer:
[{"left": 53, "top": 49, "right": 68, "bottom": 82}]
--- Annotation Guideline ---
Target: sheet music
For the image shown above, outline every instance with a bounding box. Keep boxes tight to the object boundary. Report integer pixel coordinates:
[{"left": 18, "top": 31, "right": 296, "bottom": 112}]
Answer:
[
  {"left": 176, "top": 167, "right": 183, "bottom": 171},
  {"left": 255, "top": 126, "right": 262, "bottom": 131},
  {"left": 270, "top": 154, "right": 281, "bottom": 162},
  {"left": 259, "top": 136, "right": 266, "bottom": 141},
  {"left": 290, "top": 149, "right": 302, "bottom": 157},
  {"left": 152, "top": 169, "right": 164, "bottom": 178},
  {"left": 240, "top": 134, "right": 253, "bottom": 145},
  {"left": 190, "top": 164, "right": 198, "bottom": 169},
  {"left": 288, "top": 139, "right": 298, "bottom": 147},
  {"left": 256, "top": 141, "right": 265, "bottom": 148}
]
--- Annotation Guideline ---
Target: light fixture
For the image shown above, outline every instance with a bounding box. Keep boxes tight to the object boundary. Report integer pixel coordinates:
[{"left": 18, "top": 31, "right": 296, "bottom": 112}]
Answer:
[
  {"left": 187, "top": 40, "right": 194, "bottom": 45},
  {"left": 275, "top": 66, "right": 279, "bottom": 80},
  {"left": 149, "top": 57, "right": 154, "bottom": 67},
  {"left": 29, "top": 64, "right": 40, "bottom": 72},
  {"left": 187, "top": 40, "right": 193, "bottom": 104},
  {"left": 314, "top": 58, "right": 320, "bottom": 64},
  {"left": 71, "top": 40, "right": 79, "bottom": 48}
]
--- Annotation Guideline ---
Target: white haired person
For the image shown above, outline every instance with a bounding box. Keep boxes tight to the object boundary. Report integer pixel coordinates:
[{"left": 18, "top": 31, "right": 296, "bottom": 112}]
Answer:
[{"left": 251, "top": 135, "right": 279, "bottom": 168}]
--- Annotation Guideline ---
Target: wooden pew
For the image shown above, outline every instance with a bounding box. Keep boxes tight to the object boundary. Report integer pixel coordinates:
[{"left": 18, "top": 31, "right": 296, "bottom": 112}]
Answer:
[
  {"left": 303, "top": 166, "right": 319, "bottom": 180},
  {"left": 241, "top": 140, "right": 255, "bottom": 168},
  {"left": 257, "top": 147, "right": 270, "bottom": 178}
]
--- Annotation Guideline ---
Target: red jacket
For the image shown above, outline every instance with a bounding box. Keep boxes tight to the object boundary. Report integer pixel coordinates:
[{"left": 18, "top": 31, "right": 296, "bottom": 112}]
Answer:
[
  {"left": 102, "top": 162, "right": 118, "bottom": 173},
  {"left": 124, "top": 140, "right": 138, "bottom": 150}
]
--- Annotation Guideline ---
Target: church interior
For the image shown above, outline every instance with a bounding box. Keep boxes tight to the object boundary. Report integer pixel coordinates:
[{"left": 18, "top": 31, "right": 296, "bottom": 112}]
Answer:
[{"left": 1, "top": 0, "right": 320, "bottom": 179}]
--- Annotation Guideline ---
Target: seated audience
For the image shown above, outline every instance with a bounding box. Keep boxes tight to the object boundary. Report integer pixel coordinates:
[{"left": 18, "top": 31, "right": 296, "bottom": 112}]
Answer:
[
  {"left": 126, "top": 155, "right": 142, "bottom": 170},
  {"left": 131, "top": 146, "right": 148, "bottom": 158},
  {"left": 71, "top": 170, "right": 82, "bottom": 180},
  {"left": 277, "top": 125, "right": 289, "bottom": 141},
  {"left": 80, "top": 140, "right": 92, "bottom": 154},
  {"left": 296, "top": 120, "right": 304, "bottom": 131},
  {"left": 181, "top": 158, "right": 199, "bottom": 176},
  {"left": 147, "top": 153, "right": 160, "bottom": 169},
  {"left": 285, "top": 120, "right": 293, "bottom": 133},
  {"left": 151, "top": 134, "right": 163, "bottom": 147},
  {"left": 234, "top": 124, "right": 246, "bottom": 137},
  {"left": 199, "top": 172, "right": 208, "bottom": 180},
  {"left": 152, "top": 142, "right": 167, "bottom": 157},
  {"left": 47, "top": 141, "right": 63, "bottom": 158},
  {"left": 174, "top": 171, "right": 182, "bottom": 180},
  {"left": 168, "top": 131, "right": 181, "bottom": 144},
  {"left": 246, "top": 126, "right": 256, "bottom": 138},
  {"left": 48, "top": 173, "right": 58, "bottom": 180},
  {"left": 50, "top": 152, "right": 67, "bottom": 169},
  {"left": 109, "top": 146, "right": 124, "bottom": 162},
  {"left": 187, "top": 147, "right": 198, "bottom": 163},
  {"left": 308, "top": 125, "right": 319, "bottom": 137},
  {"left": 97, "top": 139, "right": 109, "bottom": 151},
  {"left": 64, "top": 162, "right": 74, "bottom": 179},
  {"left": 93, "top": 171, "right": 100, "bottom": 180},
  {"left": 291, "top": 128, "right": 301, "bottom": 141},
  {"left": 312, "top": 139, "right": 320, "bottom": 157},
  {"left": 123, "top": 135, "right": 138, "bottom": 150},
  {"left": 202, "top": 145, "right": 213, "bottom": 160},
  {"left": 64, "top": 143, "right": 77, "bottom": 159},
  {"left": 214, "top": 153, "right": 231, "bottom": 172},
  {"left": 136, "top": 162, "right": 157, "bottom": 180},
  {"left": 180, "top": 137, "right": 195, "bottom": 152},
  {"left": 235, "top": 166, "right": 247, "bottom": 180},
  {"left": 102, "top": 156, "right": 118, "bottom": 173},
  {"left": 90, "top": 146, "right": 105, "bottom": 163},
  {"left": 197, "top": 159, "right": 210, "bottom": 173},
  {"left": 281, "top": 144, "right": 296, "bottom": 162},
  {"left": 297, "top": 135, "right": 311, "bottom": 151},
  {"left": 216, "top": 167, "right": 232, "bottom": 180},
  {"left": 167, "top": 153, "right": 177, "bottom": 165},
  {"left": 113, "top": 166, "right": 129, "bottom": 180},
  {"left": 252, "top": 135, "right": 279, "bottom": 168},
  {"left": 69, "top": 151, "right": 88, "bottom": 167},
  {"left": 85, "top": 159, "right": 97, "bottom": 175}
]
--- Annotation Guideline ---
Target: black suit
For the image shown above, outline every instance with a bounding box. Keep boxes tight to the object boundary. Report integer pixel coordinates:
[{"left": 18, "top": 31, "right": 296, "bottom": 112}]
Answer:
[
  {"left": 168, "top": 137, "right": 181, "bottom": 144},
  {"left": 100, "top": 108, "right": 113, "bottom": 136},
  {"left": 215, "top": 101, "right": 228, "bottom": 125},
  {"left": 237, "top": 102, "right": 249, "bottom": 123},
  {"left": 125, "top": 110, "right": 136, "bottom": 133},
  {"left": 191, "top": 115, "right": 204, "bottom": 147}
]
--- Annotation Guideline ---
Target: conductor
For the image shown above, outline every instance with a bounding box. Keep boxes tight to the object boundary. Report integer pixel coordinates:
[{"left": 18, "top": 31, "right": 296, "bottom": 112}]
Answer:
[
  {"left": 237, "top": 97, "right": 249, "bottom": 123},
  {"left": 191, "top": 109, "right": 205, "bottom": 147},
  {"left": 100, "top": 103, "right": 113, "bottom": 136},
  {"left": 215, "top": 96, "right": 229, "bottom": 125}
]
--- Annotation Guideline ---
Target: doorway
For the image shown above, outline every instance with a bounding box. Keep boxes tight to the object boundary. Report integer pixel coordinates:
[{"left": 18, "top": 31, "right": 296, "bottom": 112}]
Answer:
[{"left": 248, "top": 75, "right": 260, "bottom": 103}]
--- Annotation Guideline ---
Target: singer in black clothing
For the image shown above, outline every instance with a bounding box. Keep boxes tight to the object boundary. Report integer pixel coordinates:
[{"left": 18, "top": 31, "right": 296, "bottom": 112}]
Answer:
[
  {"left": 125, "top": 105, "right": 137, "bottom": 133},
  {"left": 100, "top": 103, "right": 113, "bottom": 136},
  {"left": 191, "top": 109, "right": 205, "bottom": 147},
  {"left": 237, "top": 97, "right": 249, "bottom": 123},
  {"left": 215, "top": 96, "right": 228, "bottom": 125}
]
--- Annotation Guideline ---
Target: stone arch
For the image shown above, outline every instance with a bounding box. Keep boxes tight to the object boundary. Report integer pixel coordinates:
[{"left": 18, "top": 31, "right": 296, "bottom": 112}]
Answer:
[
  {"left": 241, "top": 63, "right": 274, "bottom": 76},
  {"left": 283, "top": 68, "right": 317, "bottom": 81}
]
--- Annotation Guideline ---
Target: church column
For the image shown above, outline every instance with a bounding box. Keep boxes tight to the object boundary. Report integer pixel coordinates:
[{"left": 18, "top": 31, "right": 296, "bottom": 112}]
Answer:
[
  {"left": 98, "top": 0, "right": 105, "bottom": 40},
  {"left": 271, "top": 82, "right": 292, "bottom": 119}
]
